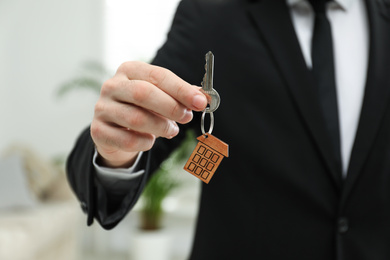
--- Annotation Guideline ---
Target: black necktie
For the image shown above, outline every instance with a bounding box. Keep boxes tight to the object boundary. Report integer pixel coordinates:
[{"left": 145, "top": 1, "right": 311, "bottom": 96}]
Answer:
[{"left": 309, "top": 0, "right": 341, "bottom": 168}]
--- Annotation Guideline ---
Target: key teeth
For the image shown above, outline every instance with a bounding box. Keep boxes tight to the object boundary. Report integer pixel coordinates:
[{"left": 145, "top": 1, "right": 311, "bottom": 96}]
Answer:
[{"left": 202, "top": 55, "right": 209, "bottom": 89}]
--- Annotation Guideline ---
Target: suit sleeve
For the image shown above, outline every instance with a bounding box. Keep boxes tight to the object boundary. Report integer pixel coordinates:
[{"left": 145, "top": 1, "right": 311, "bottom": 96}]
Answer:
[
  {"left": 66, "top": 127, "right": 150, "bottom": 229},
  {"left": 66, "top": 0, "right": 207, "bottom": 230}
]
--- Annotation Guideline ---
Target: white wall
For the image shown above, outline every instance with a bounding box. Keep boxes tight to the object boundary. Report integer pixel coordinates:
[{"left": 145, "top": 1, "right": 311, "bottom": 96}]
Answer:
[
  {"left": 104, "top": 0, "right": 181, "bottom": 69},
  {"left": 0, "top": 0, "right": 104, "bottom": 159},
  {"left": 0, "top": 0, "right": 182, "bottom": 160}
]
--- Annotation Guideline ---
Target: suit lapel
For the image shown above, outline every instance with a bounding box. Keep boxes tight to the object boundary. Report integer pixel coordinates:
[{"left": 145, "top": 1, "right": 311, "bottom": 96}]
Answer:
[
  {"left": 341, "top": 0, "right": 390, "bottom": 206},
  {"left": 246, "top": 0, "right": 343, "bottom": 188}
]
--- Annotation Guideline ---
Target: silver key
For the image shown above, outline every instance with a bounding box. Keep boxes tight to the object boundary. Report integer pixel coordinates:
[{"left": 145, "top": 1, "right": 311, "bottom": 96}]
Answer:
[{"left": 201, "top": 51, "right": 220, "bottom": 113}]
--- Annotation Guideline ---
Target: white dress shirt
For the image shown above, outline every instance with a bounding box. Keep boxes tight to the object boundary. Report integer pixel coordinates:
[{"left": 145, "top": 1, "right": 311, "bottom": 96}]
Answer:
[{"left": 94, "top": 0, "right": 369, "bottom": 183}]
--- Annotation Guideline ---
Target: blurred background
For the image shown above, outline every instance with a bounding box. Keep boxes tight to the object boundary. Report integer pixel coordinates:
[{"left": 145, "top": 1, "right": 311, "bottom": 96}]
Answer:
[{"left": 0, "top": 0, "right": 201, "bottom": 259}]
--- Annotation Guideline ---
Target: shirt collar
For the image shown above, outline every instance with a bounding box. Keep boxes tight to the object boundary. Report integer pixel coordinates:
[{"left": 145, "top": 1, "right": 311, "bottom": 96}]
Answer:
[{"left": 286, "top": 0, "right": 354, "bottom": 11}]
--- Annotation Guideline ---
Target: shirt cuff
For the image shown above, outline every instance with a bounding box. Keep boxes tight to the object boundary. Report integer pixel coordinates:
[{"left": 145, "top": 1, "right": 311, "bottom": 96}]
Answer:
[{"left": 93, "top": 149, "right": 145, "bottom": 181}]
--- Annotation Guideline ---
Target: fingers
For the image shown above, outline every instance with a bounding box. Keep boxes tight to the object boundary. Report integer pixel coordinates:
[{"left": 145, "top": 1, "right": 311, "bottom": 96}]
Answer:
[
  {"left": 104, "top": 79, "right": 193, "bottom": 124},
  {"left": 94, "top": 99, "right": 186, "bottom": 139},
  {"left": 116, "top": 61, "right": 207, "bottom": 111},
  {"left": 91, "top": 119, "right": 155, "bottom": 155}
]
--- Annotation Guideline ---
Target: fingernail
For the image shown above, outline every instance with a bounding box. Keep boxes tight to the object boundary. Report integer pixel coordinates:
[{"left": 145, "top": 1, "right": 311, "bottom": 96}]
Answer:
[
  {"left": 167, "top": 121, "right": 179, "bottom": 139},
  {"left": 181, "top": 109, "right": 193, "bottom": 123},
  {"left": 192, "top": 94, "right": 207, "bottom": 110}
]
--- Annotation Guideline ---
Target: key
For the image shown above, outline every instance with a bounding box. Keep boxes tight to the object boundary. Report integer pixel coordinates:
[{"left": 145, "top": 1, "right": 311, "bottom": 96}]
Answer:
[
  {"left": 201, "top": 51, "right": 220, "bottom": 113},
  {"left": 183, "top": 51, "right": 229, "bottom": 184}
]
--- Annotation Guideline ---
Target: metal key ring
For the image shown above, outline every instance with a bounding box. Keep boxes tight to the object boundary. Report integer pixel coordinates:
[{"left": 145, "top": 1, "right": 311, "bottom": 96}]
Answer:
[{"left": 201, "top": 110, "right": 214, "bottom": 135}]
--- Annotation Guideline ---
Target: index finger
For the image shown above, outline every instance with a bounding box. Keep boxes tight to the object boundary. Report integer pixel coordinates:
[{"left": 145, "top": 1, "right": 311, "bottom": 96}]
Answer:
[{"left": 117, "top": 61, "right": 207, "bottom": 111}]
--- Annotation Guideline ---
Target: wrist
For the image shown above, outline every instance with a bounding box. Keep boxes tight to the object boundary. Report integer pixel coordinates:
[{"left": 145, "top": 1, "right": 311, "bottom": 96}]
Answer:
[{"left": 95, "top": 150, "right": 139, "bottom": 168}]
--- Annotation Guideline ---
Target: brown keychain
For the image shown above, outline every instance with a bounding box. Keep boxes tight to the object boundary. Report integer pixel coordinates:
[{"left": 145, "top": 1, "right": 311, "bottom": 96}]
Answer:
[{"left": 184, "top": 52, "right": 229, "bottom": 184}]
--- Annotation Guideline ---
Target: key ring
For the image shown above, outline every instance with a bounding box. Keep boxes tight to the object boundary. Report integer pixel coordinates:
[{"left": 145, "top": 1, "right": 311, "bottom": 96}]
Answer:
[{"left": 201, "top": 110, "right": 214, "bottom": 135}]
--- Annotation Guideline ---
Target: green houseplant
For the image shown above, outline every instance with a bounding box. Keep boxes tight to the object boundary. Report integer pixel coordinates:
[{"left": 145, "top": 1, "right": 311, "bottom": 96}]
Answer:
[
  {"left": 139, "top": 129, "right": 195, "bottom": 230},
  {"left": 57, "top": 61, "right": 109, "bottom": 95}
]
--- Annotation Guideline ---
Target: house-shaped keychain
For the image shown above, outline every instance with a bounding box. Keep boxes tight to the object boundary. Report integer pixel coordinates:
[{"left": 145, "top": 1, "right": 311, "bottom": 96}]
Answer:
[{"left": 184, "top": 134, "right": 229, "bottom": 184}]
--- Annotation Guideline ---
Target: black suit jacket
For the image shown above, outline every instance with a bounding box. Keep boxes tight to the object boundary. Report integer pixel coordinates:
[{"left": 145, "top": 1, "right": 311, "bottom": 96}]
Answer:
[{"left": 67, "top": 0, "right": 390, "bottom": 259}]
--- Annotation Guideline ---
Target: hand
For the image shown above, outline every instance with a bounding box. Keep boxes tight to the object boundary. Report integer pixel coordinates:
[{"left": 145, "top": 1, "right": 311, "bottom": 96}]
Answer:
[{"left": 91, "top": 61, "right": 207, "bottom": 168}]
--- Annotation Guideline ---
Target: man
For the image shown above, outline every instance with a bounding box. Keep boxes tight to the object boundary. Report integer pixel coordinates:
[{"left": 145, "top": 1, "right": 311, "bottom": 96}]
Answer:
[{"left": 67, "top": 0, "right": 390, "bottom": 259}]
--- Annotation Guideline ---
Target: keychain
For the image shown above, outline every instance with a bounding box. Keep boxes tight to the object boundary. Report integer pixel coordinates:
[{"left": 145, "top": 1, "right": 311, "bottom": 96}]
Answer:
[{"left": 184, "top": 52, "right": 229, "bottom": 184}]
